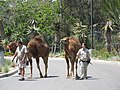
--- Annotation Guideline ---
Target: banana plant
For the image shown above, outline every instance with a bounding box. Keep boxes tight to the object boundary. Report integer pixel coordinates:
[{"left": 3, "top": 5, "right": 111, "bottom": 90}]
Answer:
[
  {"left": 101, "top": 0, "right": 120, "bottom": 29},
  {"left": 101, "top": 0, "right": 120, "bottom": 52},
  {"left": 102, "top": 19, "right": 113, "bottom": 52}
]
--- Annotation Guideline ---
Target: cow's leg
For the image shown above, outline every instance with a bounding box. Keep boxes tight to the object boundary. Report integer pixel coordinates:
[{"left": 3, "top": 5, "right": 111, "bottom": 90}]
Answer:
[
  {"left": 75, "top": 60, "right": 79, "bottom": 79},
  {"left": 29, "top": 58, "right": 33, "bottom": 79},
  {"left": 36, "top": 58, "right": 43, "bottom": 78},
  {"left": 42, "top": 56, "right": 48, "bottom": 78},
  {"left": 65, "top": 55, "right": 70, "bottom": 78},
  {"left": 70, "top": 60, "right": 74, "bottom": 78}
]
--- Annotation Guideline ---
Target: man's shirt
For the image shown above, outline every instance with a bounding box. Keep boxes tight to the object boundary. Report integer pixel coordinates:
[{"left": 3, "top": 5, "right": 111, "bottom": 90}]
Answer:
[
  {"left": 76, "top": 48, "right": 90, "bottom": 61},
  {"left": 16, "top": 45, "right": 27, "bottom": 60}
]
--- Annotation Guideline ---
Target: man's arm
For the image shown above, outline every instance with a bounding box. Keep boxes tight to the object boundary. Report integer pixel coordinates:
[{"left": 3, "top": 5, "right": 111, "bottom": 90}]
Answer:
[
  {"left": 22, "top": 46, "right": 27, "bottom": 62},
  {"left": 12, "top": 52, "right": 17, "bottom": 62},
  {"left": 22, "top": 53, "right": 27, "bottom": 62}
]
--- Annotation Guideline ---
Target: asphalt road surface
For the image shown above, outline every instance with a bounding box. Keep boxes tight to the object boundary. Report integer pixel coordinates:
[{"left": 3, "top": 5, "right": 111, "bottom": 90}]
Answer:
[{"left": 0, "top": 58, "right": 120, "bottom": 90}]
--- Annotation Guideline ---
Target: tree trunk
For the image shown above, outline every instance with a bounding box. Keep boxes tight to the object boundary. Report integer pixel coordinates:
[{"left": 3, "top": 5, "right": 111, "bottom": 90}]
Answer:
[
  {"left": 0, "top": 19, "right": 4, "bottom": 39},
  {"left": 53, "top": 30, "right": 61, "bottom": 54},
  {"left": 53, "top": 22, "right": 61, "bottom": 54},
  {"left": 105, "top": 28, "right": 112, "bottom": 52}
]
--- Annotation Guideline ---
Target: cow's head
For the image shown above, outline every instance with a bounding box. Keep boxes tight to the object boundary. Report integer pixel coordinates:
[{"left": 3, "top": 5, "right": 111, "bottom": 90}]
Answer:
[
  {"left": 60, "top": 37, "right": 69, "bottom": 45},
  {"left": 8, "top": 42, "right": 17, "bottom": 53}
]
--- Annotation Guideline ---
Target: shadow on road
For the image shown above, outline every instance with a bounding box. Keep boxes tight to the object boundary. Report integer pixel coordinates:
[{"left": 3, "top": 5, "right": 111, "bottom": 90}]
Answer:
[
  {"left": 87, "top": 76, "right": 99, "bottom": 80},
  {"left": 76, "top": 76, "right": 99, "bottom": 80},
  {"left": 22, "top": 76, "right": 59, "bottom": 81},
  {"left": 33, "top": 75, "right": 59, "bottom": 79},
  {"left": 46, "top": 75, "right": 59, "bottom": 78}
]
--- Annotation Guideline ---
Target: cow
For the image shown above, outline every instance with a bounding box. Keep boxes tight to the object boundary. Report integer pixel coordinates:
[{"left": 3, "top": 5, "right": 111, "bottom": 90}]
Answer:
[
  {"left": 8, "top": 42, "right": 17, "bottom": 53},
  {"left": 26, "top": 35, "right": 49, "bottom": 78},
  {"left": 60, "top": 36, "right": 81, "bottom": 79}
]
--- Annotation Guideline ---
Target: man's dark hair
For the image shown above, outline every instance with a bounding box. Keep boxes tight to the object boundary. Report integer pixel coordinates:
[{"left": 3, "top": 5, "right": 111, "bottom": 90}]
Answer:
[
  {"left": 18, "top": 41, "right": 23, "bottom": 45},
  {"left": 82, "top": 43, "right": 88, "bottom": 48},
  {"left": 83, "top": 43, "right": 87, "bottom": 46}
]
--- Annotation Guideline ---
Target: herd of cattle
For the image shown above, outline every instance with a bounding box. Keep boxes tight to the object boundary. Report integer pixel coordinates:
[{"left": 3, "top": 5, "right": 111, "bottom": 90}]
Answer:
[{"left": 5, "top": 35, "right": 81, "bottom": 79}]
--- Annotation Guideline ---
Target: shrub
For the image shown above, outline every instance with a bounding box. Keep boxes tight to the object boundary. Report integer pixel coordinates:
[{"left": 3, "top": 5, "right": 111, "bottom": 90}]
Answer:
[
  {"left": 2, "top": 65, "right": 9, "bottom": 73},
  {"left": 4, "top": 59, "right": 11, "bottom": 66},
  {"left": 4, "top": 52, "right": 14, "bottom": 56},
  {"left": 92, "top": 48, "right": 114, "bottom": 60},
  {"left": 0, "top": 59, "right": 16, "bottom": 73}
]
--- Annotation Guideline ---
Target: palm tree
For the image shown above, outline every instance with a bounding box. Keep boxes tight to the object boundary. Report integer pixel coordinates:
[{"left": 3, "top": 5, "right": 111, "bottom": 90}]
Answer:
[
  {"left": 102, "top": 19, "right": 113, "bottom": 52},
  {"left": 101, "top": 0, "right": 120, "bottom": 30}
]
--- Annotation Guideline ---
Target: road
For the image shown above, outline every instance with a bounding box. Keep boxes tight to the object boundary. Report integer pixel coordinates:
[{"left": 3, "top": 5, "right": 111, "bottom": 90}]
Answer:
[{"left": 0, "top": 58, "right": 120, "bottom": 90}]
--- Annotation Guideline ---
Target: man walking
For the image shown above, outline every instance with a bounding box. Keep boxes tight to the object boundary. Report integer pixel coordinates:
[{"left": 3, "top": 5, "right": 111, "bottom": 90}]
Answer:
[
  {"left": 12, "top": 41, "right": 27, "bottom": 81},
  {"left": 76, "top": 43, "right": 91, "bottom": 80}
]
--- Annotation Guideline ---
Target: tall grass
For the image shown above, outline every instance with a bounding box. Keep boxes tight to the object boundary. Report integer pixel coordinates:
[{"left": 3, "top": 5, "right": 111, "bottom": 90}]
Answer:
[
  {"left": 91, "top": 48, "right": 115, "bottom": 60},
  {"left": 2, "top": 65, "right": 9, "bottom": 73},
  {"left": 0, "top": 59, "right": 14, "bottom": 73}
]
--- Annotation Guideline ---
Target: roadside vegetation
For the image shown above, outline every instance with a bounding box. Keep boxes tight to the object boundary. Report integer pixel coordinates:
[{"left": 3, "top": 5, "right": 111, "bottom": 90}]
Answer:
[
  {"left": 4, "top": 52, "right": 14, "bottom": 56},
  {"left": 0, "top": 59, "right": 15, "bottom": 73},
  {"left": 92, "top": 49, "right": 120, "bottom": 61}
]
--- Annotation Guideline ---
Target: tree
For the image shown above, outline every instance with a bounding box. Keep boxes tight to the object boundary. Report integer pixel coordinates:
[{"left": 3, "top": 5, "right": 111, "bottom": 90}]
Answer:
[
  {"left": 0, "top": 19, "right": 4, "bottom": 39},
  {"left": 0, "top": 0, "right": 60, "bottom": 45},
  {"left": 101, "top": 0, "right": 120, "bottom": 52},
  {"left": 101, "top": 0, "right": 120, "bottom": 30},
  {"left": 102, "top": 19, "right": 113, "bottom": 52}
]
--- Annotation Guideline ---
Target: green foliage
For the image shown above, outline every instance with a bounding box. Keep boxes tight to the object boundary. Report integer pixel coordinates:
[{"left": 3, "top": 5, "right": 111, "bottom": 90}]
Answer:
[
  {"left": 0, "top": 59, "right": 15, "bottom": 73},
  {"left": 0, "top": 0, "right": 60, "bottom": 44},
  {"left": 0, "top": 59, "right": 11, "bottom": 73},
  {"left": 4, "top": 52, "right": 14, "bottom": 56},
  {"left": 101, "top": 0, "right": 120, "bottom": 28},
  {"left": 0, "top": 0, "right": 120, "bottom": 53},
  {"left": 4, "top": 59, "right": 11, "bottom": 66},
  {"left": 92, "top": 48, "right": 114, "bottom": 60},
  {"left": 2, "top": 65, "right": 9, "bottom": 73}
]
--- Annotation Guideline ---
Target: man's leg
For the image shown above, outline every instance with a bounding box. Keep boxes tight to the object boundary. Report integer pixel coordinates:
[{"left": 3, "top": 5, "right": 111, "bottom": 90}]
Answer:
[
  {"left": 19, "top": 68, "right": 25, "bottom": 81},
  {"left": 80, "top": 62, "right": 85, "bottom": 79},
  {"left": 19, "top": 63, "right": 26, "bottom": 81},
  {"left": 84, "top": 62, "right": 88, "bottom": 79}
]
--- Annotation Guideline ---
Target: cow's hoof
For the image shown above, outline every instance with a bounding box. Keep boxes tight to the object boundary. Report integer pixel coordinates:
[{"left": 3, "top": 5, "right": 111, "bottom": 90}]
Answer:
[
  {"left": 75, "top": 76, "right": 80, "bottom": 80},
  {"left": 40, "top": 75, "right": 43, "bottom": 78},
  {"left": 66, "top": 76, "right": 70, "bottom": 79},
  {"left": 44, "top": 74, "right": 47, "bottom": 78}
]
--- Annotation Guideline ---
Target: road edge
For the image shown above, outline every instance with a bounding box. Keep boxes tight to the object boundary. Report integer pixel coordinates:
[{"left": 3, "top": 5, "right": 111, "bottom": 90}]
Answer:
[
  {"left": 0, "top": 56, "right": 18, "bottom": 78},
  {"left": 0, "top": 68, "right": 18, "bottom": 78}
]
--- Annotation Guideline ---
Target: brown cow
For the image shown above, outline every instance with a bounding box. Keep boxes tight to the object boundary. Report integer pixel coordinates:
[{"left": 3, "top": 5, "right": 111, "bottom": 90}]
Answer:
[
  {"left": 8, "top": 42, "right": 17, "bottom": 53},
  {"left": 61, "top": 36, "right": 81, "bottom": 79},
  {"left": 27, "top": 35, "right": 49, "bottom": 78}
]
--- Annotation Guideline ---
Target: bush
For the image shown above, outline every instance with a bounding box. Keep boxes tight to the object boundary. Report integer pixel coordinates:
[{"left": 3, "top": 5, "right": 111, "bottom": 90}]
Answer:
[
  {"left": 92, "top": 48, "right": 114, "bottom": 60},
  {"left": 2, "top": 65, "right": 9, "bottom": 73},
  {"left": 0, "top": 59, "right": 15, "bottom": 73},
  {"left": 4, "top": 52, "right": 14, "bottom": 56},
  {"left": 4, "top": 59, "right": 11, "bottom": 66}
]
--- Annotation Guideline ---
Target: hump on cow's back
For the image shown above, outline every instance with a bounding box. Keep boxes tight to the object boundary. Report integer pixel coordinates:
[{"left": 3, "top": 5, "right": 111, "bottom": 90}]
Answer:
[
  {"left": 69, "top": 36, "right": 80, "bottom": 43},
  {"left": 34, "top": 35, "right": 45, "bottom": 43}
]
